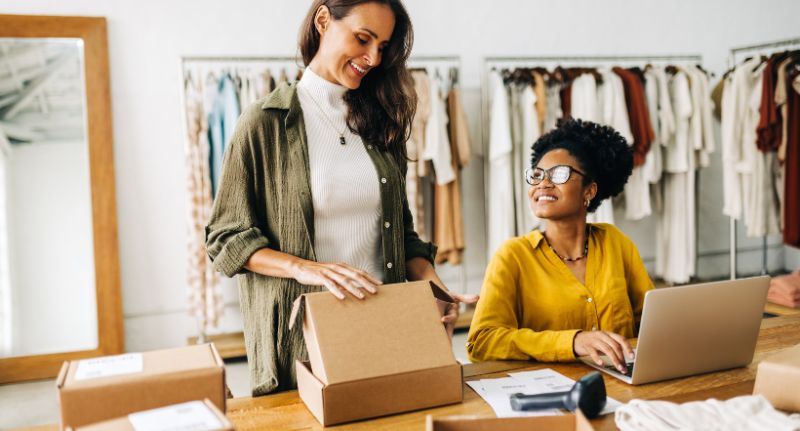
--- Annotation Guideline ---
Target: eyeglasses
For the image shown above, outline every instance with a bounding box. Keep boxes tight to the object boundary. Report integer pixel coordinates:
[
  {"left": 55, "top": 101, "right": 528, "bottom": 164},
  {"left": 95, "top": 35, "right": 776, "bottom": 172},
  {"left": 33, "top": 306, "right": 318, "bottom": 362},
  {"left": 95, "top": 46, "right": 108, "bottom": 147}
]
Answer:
[{"left": 525, "top": 165, "right": 587, "bottom": 186}]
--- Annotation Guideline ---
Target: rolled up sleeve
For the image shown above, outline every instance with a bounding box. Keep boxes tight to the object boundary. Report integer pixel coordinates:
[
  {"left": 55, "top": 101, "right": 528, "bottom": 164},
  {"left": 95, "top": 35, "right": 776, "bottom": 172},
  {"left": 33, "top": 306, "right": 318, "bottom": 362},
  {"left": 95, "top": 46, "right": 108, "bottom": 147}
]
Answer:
[{"left": 205, "top": 113, "right": 271, "bottom": 278}]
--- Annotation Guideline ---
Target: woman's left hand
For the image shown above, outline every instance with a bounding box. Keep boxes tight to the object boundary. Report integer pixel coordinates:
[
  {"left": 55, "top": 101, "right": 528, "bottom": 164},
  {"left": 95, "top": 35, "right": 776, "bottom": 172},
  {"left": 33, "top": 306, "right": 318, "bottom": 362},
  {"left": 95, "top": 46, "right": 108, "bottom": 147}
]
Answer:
[{"left": 441, "top": 293, "right": 480, "bottom": 338}]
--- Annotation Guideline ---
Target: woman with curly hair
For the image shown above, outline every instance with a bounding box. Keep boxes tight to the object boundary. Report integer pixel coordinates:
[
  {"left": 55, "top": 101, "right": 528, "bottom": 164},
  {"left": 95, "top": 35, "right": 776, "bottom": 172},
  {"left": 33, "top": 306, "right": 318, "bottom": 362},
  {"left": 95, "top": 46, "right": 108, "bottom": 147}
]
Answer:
[{"left": 467, "top": 119, "right": 654, "bottom": 374}]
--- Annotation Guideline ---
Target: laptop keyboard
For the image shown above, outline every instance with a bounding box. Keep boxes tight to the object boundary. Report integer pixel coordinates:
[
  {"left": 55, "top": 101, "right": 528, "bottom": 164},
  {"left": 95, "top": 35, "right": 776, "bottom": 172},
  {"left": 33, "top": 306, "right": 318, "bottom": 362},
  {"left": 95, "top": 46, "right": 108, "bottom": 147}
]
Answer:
[{"left": 604, "top": 362, "right": 635, "bottom": 377}]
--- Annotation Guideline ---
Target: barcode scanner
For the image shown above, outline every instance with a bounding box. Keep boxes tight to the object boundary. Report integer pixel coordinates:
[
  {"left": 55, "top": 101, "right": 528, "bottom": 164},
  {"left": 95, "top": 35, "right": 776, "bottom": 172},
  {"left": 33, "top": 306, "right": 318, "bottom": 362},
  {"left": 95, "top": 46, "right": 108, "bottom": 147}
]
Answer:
[{"left": 509, "top": 371, "right": 607, "bottom": 419}]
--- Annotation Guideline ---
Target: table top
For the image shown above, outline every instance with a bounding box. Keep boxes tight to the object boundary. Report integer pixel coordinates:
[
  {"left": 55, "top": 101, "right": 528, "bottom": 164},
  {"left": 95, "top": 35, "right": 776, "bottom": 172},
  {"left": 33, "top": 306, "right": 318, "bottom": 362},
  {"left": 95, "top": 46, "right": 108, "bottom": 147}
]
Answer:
[
  {"left": 225, "top": 313, "right": 800, "bottom": 431},
  {"left": 15, "top": 313, "right": 800, "bottom": 431}
]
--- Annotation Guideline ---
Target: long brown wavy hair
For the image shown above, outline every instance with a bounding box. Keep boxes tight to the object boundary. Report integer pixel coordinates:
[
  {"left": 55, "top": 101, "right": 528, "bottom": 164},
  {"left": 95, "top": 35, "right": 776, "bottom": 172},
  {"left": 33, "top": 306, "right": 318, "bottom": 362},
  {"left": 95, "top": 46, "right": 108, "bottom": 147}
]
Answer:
[{"left": 299, "top": 0, "right": 415, "bottom": 170}]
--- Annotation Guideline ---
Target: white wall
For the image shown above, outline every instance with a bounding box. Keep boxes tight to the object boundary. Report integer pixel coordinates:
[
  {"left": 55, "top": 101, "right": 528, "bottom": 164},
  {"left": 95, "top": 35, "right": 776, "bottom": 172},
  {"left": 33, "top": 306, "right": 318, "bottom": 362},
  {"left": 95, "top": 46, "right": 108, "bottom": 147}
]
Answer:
[
  {"left": 0, "top": 0, "right": 798, "bottom": 353},
  {"left": 6, "top": 141, "right": 97, "bottom": 356}
]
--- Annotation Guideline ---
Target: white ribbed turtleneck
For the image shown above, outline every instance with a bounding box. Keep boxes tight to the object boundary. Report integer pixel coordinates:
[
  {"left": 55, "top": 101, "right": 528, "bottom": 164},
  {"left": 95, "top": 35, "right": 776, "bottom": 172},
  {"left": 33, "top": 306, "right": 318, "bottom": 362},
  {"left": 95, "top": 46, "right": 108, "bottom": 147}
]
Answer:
[{"left": 296, "top": 67, "right": 383, "bottom": 281}]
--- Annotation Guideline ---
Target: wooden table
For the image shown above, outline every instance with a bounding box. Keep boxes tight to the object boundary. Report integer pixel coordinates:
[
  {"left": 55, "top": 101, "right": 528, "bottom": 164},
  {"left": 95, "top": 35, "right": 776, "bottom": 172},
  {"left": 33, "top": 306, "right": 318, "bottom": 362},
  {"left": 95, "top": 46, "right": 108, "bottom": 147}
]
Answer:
[
  {"left": 16, "top": 314, "right": 800, "bottom": 431},
  {"left": 222, "top": 313, "right": 800, "bottom": 430}
]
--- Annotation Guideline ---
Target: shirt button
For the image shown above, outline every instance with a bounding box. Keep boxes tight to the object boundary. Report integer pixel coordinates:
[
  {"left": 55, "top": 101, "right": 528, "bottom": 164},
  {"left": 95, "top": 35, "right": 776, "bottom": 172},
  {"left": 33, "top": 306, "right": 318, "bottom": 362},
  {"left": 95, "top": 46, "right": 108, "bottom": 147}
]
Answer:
[
  {"left": 592, "top": 326, "right": 597, "bottom": 331},
  {"left": 587, "top": 297, "right": 593, "bottom": 303},
  {"left": 380, "top": 177, "right": 387, "bottom": 184},
  {"left": 384, "top": 221, "right": 391, "bottom": 228},
  {"left": 386, "top": 262, "right": 393, "bottom": 269},
  {"left": 367, "top": 145, "right": 373, "bottom": 150}
]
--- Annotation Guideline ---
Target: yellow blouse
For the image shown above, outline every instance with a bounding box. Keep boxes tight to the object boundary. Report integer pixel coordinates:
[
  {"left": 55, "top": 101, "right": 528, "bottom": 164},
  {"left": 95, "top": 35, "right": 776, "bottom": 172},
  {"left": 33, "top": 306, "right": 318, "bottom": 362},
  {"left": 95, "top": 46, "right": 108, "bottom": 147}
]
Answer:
[{"left": 467, "top": 223, "right": 654, "bottom": 363}]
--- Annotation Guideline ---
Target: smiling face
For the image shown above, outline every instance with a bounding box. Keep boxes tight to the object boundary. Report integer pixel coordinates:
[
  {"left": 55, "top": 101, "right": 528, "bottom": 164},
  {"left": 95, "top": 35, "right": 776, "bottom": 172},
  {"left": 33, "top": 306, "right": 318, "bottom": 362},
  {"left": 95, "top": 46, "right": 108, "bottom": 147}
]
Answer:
[
  {"left": 309, "top": 2, "right": 395, "bottom": 89},
  {"left": 528, "top": 148, "right": 597, "bottom": 221}
]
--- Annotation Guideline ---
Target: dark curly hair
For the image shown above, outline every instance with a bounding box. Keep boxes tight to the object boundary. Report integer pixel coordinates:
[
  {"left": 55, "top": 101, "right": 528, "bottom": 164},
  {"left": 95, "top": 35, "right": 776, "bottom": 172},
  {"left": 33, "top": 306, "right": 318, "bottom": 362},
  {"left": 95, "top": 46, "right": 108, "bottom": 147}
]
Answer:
[{"left": 530, "top": 118, "right": 633, "bottom": 213}]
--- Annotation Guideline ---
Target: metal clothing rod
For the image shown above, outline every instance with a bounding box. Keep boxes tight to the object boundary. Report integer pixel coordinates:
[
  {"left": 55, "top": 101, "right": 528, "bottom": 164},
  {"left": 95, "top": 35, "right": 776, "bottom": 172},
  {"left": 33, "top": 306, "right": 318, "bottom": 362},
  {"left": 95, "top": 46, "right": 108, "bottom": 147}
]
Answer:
[
  {"left": 485, "top": 54, "right": 702, "bottom": 64},
  {"left": 181, "top": 55, "right": 299, "bottom": 63},
  {"left": 730, "top": 37, "right": 800, "bottom": 55}
]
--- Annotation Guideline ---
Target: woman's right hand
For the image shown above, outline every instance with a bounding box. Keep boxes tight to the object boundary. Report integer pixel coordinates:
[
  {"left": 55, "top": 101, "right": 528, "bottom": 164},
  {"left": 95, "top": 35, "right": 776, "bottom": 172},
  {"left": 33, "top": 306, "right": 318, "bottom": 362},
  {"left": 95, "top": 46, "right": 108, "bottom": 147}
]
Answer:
[
  {"left": 573, "top": 330, "right": 635, "bottom": 374},
  {"left": 290, "top": 260, "right": 382, "bottom": 300}
]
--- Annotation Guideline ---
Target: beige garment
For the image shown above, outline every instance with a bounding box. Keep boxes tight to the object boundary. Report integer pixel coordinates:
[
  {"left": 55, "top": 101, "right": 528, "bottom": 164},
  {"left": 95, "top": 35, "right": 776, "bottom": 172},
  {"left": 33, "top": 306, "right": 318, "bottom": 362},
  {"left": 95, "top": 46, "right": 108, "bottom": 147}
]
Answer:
[
  {"left": 531, "top": 70, "right": 547, "bottom": 133},
  {"left": 434, "top": 88, "right": 471, "bottom": 265},
  {"left": 408, "top": 71, "right": 431, "bottom": 240},
  {"left": 183, "top": 74, "right": 221, "bottom": 333},
  {"left": 711, "top": 75, "right": 725, "bottom": 121},
  {"left": 775, "top": 57, "right": 793, "bottom": 162}
]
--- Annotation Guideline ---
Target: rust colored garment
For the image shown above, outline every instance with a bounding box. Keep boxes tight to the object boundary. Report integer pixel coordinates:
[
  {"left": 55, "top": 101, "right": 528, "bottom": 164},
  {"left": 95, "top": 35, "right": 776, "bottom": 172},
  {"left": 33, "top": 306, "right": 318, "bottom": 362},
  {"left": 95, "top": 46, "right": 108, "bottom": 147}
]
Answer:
[
  {"left": 756, "top": 55, "right": 786, "bottom": 152},
  {"left": 613, "top": 67, "right": 655, "bottom": 167},
  {"left": 785, "top": 65, "right": 800, "bottom": 247},
  {"left": 560, "top": 82, "right": 572, "bottom": 119},
  {"left": 434, "top": 88, "right": 471, "bottom": 265},
  {"left": 532, "top": 70, "right": 547, "bottom": 132}
]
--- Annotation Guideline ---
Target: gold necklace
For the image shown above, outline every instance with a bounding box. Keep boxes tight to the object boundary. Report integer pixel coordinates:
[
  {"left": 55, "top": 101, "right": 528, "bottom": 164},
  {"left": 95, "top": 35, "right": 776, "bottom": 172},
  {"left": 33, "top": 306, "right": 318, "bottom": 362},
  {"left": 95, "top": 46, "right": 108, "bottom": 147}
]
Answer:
[{"left": 300, "top": 86, "right": 347, "bottom": 145}]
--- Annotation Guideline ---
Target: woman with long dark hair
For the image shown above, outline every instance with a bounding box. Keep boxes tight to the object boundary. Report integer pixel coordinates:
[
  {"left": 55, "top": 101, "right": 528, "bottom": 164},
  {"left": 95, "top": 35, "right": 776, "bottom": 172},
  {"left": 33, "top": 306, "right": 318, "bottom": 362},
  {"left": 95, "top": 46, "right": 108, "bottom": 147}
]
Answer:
[{"left": 206, "top": 0, "right": 476, "bottom": 396}]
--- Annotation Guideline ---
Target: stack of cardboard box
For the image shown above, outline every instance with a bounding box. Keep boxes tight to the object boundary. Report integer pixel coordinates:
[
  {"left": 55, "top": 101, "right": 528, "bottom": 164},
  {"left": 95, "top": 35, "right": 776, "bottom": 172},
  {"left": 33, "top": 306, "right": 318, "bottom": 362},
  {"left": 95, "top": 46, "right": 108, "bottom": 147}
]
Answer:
[{"left": 57, "top": 344, "right": 227, "bottom": 430}]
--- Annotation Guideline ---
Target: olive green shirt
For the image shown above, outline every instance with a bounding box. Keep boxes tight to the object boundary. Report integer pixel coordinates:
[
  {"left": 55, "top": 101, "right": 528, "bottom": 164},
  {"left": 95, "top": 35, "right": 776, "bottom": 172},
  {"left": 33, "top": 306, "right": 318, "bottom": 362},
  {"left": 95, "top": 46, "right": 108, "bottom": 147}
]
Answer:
[{"left": 205, "top": 82, "right": 436, "bottom": 396}]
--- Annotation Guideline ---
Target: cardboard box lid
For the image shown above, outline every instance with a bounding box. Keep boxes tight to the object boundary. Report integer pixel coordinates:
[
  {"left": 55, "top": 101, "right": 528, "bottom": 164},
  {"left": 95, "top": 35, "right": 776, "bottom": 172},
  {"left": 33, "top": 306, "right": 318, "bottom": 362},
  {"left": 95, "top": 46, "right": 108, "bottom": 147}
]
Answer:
[
  {"left": 59, "top": 343, "right": 224, "bottom": 389},
  {"left": 289, "top": 280, "right": 457, "bottom": 385}
]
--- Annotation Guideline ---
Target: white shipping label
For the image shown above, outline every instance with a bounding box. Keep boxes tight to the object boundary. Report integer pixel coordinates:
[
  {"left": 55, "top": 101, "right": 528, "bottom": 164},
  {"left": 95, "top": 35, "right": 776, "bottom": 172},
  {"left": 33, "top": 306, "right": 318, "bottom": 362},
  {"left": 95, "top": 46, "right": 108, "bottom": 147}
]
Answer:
[
  {"left": 73, "top": 353, "right": 144, "bottom": 381},
  {"left": 128, "top": 401, "right": 224, "bottom": 431}
]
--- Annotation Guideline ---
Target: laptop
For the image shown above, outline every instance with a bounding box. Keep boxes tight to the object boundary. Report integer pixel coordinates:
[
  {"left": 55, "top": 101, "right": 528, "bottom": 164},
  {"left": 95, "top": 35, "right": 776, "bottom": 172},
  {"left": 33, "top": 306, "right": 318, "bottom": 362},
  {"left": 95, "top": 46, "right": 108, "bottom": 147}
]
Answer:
[{"left": 580, "top": 276, "right": 770, "bottom": 385}]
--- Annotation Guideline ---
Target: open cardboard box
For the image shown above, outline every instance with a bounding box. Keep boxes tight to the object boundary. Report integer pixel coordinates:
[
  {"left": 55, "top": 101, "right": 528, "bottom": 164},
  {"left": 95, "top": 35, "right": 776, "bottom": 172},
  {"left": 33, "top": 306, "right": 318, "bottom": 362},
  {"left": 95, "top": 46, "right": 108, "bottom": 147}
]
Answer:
[
  {"left": 426, "top": 411, "right": 595, "bottom": 431},
  {"left": 753, "top": 343, "right": 800, "bottom": 412},
  {"left": 290, "top": 280, "right": 463, "bottom": 426},
  {"left": 69, "top": 399, "right": 233, "bottom": 431},
  {"left": 57, "top": 344, "right": 226, "bottom": 430}
]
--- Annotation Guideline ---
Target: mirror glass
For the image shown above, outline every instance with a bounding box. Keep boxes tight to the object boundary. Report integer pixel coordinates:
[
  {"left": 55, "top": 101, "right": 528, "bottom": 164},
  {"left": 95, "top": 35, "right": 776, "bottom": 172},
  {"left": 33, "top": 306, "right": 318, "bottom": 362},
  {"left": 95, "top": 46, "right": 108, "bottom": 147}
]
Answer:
[{"left": 0, "top": 38, "right": 97, "bottom": 358}]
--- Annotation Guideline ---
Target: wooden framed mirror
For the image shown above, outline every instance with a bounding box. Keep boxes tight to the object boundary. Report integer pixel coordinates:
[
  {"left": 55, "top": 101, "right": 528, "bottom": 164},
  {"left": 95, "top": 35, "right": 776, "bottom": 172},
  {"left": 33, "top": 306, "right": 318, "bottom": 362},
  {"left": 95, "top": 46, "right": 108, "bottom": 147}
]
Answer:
[{"left": 0, "top": 15, "right": 124, "bottom": 383}]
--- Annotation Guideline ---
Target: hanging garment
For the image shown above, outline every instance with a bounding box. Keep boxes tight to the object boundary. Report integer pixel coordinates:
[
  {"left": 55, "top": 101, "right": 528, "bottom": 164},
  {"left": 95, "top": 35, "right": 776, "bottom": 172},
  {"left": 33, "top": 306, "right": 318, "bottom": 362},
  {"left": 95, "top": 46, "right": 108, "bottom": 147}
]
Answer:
[
  {"left": 599, "top": 69, "right": 634, "bottom": 143},
  {"left": 743, "top": 61, "right": 782, "bottom": 238},
  {"left": 570, "top": 73, "right": 599, "bottom": 122},
  {"left": 531, "top": 70, "right": 547, "bottom": 133},
  {"left": 434, "top": 87, "right": 471, "bottom": 265},
  {"left": 613, "top": 67, "right": 655, "bottom": 167},
  {"left": 656, "top": 69, "right": 695, "bottom": 284},
  {"left": 720, "top": 57, "right": 762, "bottom": 220},
  {"left": 516, "top": 83, "right": 542, "bottom": 234},
  {"left": 207, "top": 74, "right": 241, "bottom": 197},
  {"left": 487, "top": 71, "right": 516, "bottom": 258},
  {"left": 784, "top": 66, "right": 800, "bottom": 247},
  {"left": 648, "top": 66, "right": 677, "bottom": 215},
  {"left": 237, "top": 70, "right": 259, "bottom": 112},
  {"left": 740, "top": 61, "right": 782, "bottom": 238},
  {"left": 756, "top": 55, "right": 786, "bottom": 152},
  {"left": 776, "top": 57, "right": 794, "bottom": 163},
  {"left": 642, "top": 68, "right": 663, "bottom": 185},
  {"left": 258, "top": 68, "right": 276, "bottom": 98},
  {"left": 408, "top": 70, "right": 431, "bottom": 240},
  {"left": 509, "top": 83, "right": 525, "bottom": 234},
  {"left": 543, "top": 80, "right": 563, "bottom": 133},
  {"left": 423, "top": 71, "right": 456, "bottom": 186},
  {"left": 184, "top": 74, "right": 222, "bottom": 333}
]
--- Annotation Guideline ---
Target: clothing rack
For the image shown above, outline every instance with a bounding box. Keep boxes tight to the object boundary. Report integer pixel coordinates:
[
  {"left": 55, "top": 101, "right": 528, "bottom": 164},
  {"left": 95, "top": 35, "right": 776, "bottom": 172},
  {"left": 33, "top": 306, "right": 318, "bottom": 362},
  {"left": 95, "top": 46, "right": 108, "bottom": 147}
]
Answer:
[
  {"left": 480, "top": 54, "right": 704, "bottom": 284},
  {"left": 179, "top": 54, "right": 470, "bottom": 338},
  {"left": 727, "top": 37, "right": 800, "bottom": 280}
]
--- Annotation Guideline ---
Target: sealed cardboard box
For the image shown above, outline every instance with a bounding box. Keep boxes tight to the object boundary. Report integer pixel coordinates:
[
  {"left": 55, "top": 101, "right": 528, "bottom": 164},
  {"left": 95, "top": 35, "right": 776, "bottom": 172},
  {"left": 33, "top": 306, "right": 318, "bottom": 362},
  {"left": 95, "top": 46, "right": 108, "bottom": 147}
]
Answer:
[
  {"left": 290, "top": 280, "right": 463, "bottom": 426},
  {"left": 57, "top": 344, "right": 226, "bottom": 430},
  {"left": 71, "top": 399, "right": 233, "bottom": 431},
  {"left": 426, "top": 411, "right": 595, "bottom": 431},
  {"left": 753, "top": 343, "right": 800, "bottom": 412}
]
